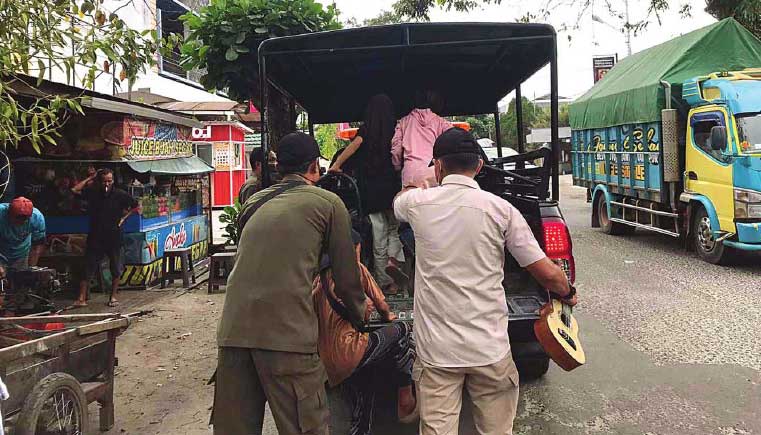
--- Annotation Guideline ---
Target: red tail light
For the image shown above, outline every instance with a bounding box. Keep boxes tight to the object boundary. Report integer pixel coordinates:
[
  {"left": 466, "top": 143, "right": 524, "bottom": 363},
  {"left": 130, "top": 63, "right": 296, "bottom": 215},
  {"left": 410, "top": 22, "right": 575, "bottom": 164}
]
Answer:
[{"left": 542, "top": 218, "right": 575, "bottom": 283}]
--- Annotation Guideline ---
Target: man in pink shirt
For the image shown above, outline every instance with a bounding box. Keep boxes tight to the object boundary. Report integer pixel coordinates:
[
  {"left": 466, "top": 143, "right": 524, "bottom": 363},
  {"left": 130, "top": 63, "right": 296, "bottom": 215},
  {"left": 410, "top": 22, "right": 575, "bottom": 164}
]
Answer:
[{"left": 391, "top": 90, "right": 452, "bottom": 187}]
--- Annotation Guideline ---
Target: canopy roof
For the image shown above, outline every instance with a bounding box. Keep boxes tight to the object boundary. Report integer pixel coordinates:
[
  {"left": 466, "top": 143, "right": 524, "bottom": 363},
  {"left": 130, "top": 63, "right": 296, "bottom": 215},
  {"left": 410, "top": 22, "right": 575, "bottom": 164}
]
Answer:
[
  {"left": 259, "top": 23, "right": 556, "bottom": 124},
  {"left": 126, "top": 156, "right": 213, "bottom": 175},
  {"left": 570, "top": 18, "right": 761, "bottom": 130}
]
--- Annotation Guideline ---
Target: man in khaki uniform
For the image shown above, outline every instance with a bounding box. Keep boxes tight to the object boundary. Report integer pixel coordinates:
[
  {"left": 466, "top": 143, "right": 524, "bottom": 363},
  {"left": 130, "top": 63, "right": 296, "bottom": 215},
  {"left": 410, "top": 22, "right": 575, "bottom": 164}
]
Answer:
[
  {"left": 213, "top": 132, "right": 366, "bottom": 435},
  {"left": 394, "top": 128, "right": 577, "bottom": 435}
]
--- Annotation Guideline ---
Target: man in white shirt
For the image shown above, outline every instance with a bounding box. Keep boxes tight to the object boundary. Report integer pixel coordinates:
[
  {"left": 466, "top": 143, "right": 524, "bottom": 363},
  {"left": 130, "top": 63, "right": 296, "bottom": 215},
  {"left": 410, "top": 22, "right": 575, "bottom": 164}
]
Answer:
[{"left": 394, "top": 127, "right": 577, "bottom": 435}]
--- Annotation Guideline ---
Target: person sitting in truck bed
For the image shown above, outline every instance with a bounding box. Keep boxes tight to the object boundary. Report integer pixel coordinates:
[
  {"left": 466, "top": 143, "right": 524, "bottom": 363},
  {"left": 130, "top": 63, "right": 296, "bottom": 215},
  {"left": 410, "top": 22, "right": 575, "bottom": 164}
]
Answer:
[{"left": 312, "top": 230, "right": 417, "bottom": 434}]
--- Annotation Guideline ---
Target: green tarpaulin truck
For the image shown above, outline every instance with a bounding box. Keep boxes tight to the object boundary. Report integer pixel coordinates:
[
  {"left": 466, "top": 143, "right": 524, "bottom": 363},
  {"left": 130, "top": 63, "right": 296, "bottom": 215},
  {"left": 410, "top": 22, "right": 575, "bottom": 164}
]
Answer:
[{"left": 571, "top": 18, "right": 761, "bottom": 264}]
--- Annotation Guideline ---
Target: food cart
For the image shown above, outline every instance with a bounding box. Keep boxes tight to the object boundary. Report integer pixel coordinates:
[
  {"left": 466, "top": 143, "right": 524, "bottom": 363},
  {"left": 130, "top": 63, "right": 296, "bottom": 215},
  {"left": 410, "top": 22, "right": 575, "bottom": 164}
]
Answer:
[{"left": 11, "top": 110, "right": 213, "bottom": 289}]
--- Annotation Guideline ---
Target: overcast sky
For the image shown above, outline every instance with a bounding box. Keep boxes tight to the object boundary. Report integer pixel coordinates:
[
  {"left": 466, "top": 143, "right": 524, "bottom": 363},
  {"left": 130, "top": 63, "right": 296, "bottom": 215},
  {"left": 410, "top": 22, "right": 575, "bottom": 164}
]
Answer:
[{"left": 331, "top": 0, "right": 717, "bottom": 104}]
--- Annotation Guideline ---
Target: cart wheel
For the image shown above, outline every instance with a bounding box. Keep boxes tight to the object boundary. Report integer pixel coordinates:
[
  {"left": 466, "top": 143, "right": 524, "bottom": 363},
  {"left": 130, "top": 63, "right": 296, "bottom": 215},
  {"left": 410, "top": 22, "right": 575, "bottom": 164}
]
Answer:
[{"left": 15, "top": 373, "right": 89, "bottom": 435}]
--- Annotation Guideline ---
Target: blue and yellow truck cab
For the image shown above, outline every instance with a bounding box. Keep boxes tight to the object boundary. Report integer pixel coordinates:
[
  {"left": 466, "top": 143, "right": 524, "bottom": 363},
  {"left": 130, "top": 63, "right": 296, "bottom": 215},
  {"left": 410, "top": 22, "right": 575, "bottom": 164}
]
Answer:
[{"left": 570, "top": 18, "right": 761, "bottom": 264}]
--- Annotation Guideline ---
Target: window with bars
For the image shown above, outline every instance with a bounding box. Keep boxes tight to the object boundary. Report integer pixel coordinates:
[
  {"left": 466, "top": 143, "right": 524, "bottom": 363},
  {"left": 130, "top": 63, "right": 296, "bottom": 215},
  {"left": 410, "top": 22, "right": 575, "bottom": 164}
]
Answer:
[{"left": 157, "top": 0, "right": 207, "bottom": 83}]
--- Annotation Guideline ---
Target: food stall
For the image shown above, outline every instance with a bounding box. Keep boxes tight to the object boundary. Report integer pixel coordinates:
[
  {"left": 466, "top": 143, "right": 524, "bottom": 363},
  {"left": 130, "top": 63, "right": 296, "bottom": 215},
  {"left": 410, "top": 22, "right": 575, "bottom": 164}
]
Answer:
[
  {"left": 191, "top": 121, "right": 252, "bottom": 208},
  {"left": 11, "top": 111, "right": 213, "bottom": 289}
]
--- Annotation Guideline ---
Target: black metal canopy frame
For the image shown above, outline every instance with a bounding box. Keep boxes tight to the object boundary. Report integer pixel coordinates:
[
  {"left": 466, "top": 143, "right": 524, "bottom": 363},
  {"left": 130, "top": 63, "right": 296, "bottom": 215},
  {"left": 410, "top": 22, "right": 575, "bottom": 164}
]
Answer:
[{"left": 257, "top": 22, "right": 560, "bottom": 200}]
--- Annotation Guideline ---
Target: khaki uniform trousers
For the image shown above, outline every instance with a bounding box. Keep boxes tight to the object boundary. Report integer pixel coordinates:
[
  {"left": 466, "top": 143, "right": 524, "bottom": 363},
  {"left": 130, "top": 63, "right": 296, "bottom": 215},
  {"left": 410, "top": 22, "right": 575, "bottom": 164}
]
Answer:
[
  {"left": 413, "top": 354, "right": 520, "bottom": 435},
  {"left": 212, "top": 347, "right": 329, "bottom": 435}
]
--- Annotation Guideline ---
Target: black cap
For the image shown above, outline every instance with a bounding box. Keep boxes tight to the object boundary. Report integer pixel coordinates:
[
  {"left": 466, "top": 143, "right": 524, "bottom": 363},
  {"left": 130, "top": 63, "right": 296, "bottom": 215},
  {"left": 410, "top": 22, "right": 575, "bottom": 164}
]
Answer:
[
  {"left": 430, "top": 127, "right": 481, "bottom": 165},
  {"left": 277, "top": 132, "right": 323, "bottom": 167}
]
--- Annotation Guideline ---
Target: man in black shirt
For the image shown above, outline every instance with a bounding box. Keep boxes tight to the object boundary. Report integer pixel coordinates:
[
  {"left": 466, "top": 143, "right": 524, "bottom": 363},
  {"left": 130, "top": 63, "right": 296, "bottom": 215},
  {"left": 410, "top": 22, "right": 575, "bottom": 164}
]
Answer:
[
  {"left": 238, "top": 147, "right": 264, "bottom": 205},
  {"left": 71, "top": 169, "right": 138, "bottom": 307}
]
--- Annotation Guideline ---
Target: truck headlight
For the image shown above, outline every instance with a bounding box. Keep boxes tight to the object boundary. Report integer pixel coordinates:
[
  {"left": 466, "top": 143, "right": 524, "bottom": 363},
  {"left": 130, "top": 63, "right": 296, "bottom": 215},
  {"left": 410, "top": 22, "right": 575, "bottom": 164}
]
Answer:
[{"left": 734, "top": 189, "right": 761, "bottom": 218}]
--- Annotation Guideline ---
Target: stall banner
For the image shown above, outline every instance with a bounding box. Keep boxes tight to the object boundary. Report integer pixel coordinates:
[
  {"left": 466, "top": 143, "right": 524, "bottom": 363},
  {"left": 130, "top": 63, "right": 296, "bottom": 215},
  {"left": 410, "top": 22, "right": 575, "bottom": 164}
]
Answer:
[
  {"left": 119, "top": 239, "right": 208, "bottom": 287},
  {"left": 128, "top": 137, "right": 194, "bottom": 160},
  {"left": 100, "top": 118, "right": 194, "bottom": 159},
  {"left": 119, "top": 216, "right": 209, "bottom": 287},
  {"left": 123, "top": 215, "right": 208, "bottom": 264}
]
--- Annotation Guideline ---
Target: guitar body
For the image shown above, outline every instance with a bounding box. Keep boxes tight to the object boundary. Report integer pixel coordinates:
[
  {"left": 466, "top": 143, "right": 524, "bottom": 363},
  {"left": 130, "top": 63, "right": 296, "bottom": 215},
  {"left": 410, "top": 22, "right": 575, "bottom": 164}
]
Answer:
[{"left": 534, "top": 299, "right": 585, "bottom": 371}]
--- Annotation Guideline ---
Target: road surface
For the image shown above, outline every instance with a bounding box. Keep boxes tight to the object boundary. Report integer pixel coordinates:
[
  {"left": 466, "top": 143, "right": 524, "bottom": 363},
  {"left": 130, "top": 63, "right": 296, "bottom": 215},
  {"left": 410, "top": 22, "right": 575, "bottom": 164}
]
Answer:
[
  {"left": 100, "top": 176, "right": 761, "bottom": 434},
  {"left": 508, "top": 176, "right": 761, "bottom": 434}
]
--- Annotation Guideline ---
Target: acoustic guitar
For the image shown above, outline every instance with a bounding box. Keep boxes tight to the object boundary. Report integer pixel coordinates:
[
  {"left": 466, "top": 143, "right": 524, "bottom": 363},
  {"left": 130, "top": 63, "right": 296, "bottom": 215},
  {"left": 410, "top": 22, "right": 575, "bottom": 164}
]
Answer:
[{"left": 534, "top": 293, "right": 585, "bottom": 371}]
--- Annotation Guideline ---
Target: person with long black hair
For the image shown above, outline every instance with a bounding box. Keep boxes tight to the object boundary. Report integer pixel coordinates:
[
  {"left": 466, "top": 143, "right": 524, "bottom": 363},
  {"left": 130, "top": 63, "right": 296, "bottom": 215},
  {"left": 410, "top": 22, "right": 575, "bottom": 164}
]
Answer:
[{"left": 330, "top": 94, "right": 405, "bottom": 294}]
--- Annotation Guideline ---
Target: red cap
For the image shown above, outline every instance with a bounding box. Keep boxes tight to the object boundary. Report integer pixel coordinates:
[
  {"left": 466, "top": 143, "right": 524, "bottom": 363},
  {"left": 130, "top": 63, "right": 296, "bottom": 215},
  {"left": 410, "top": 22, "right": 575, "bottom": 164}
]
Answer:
[{"left": 9, "top": 197, "right": 33, "bottom": 219}]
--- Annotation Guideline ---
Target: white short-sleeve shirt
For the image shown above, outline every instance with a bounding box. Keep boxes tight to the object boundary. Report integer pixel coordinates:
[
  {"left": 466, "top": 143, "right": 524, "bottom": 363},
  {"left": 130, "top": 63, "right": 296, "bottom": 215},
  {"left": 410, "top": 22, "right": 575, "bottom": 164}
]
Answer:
[{"left": 394, "top": 174, "right": 546, "bottom": 367}]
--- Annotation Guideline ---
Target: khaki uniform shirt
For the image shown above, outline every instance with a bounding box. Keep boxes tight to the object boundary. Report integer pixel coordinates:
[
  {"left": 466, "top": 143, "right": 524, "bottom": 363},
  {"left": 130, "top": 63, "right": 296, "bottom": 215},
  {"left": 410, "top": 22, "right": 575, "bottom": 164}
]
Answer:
[
  {"left": 394, "top": 174, "right": 546, "bottom": 367},
  {"left": 217, "top": 175, "right": 366, "bottom": 353},
  {"left": 237, "top": 175, "right": 261, "bottom": 205}
]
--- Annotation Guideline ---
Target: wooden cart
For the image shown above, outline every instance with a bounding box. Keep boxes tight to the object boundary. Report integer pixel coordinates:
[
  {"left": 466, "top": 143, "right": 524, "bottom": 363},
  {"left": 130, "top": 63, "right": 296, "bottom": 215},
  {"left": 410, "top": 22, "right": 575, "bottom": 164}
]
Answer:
[{"left": 0, "top": 313, "right": 132, "bottom": 434}]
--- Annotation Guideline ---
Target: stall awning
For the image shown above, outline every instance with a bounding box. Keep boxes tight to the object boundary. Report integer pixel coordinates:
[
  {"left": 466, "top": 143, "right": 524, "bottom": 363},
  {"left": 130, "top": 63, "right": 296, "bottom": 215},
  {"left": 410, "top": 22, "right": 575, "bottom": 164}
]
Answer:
[{"left": 126, "top": 156, "right": 213, "bottom": 175}]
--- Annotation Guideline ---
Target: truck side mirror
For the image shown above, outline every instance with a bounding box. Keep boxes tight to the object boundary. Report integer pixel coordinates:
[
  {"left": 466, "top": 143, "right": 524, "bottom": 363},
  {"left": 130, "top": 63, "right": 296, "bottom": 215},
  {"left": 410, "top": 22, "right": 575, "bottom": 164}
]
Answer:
[{"left": 710, "top": 126, "right": 727, "bottom": 151}]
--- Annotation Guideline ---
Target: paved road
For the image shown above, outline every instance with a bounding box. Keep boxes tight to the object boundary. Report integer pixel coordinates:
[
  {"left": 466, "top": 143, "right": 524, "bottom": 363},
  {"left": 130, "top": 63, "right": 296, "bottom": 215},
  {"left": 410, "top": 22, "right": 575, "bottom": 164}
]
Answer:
[
  {"left": 511, "top": 177, "right": 761, "bottom": 434},
  {"left": 264, "top": 176, "right": 761, "bottom": 434}
]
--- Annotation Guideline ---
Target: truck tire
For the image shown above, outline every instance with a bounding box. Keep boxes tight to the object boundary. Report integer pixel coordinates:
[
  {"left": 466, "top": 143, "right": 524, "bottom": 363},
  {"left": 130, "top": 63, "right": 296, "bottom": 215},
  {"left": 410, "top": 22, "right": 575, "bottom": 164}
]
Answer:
[
  {"left": 692, "top": 206, "right": 731, "bottom": 265},
  {"left": 516, "top": 355, "right": 550, "bottom": 380},
  {"left": 15, "top": 373, "right": 89, "bottom": 435},
  {"left": 596, "top": 193, "right": 635, "bottom": 235}
]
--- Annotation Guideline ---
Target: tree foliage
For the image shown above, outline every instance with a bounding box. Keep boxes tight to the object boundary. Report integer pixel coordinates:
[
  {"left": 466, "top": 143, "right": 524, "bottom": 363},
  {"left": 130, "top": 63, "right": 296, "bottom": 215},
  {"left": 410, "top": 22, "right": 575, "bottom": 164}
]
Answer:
[
  {"left": 705, "top": 0, "right": 760, "bottom": 38},
  {"left": 393, "top": 0, "right": 502, "bottom": 20},
  {"left": 393, "top": 0, "right": 760, "bottom": 39},
  {"left": 180, "top": 0, "right": 341, "bottom": 103},
  {"left": 393, "top": 0, "right": 694, "bottom": 35},
  {"left": 314, "top": 124, "right": 343, "bottom": 160},
  {"left": 180, "top": 0, "right": 341, "bottom": 147},
  {"left": 0, "top": 0, "right": 158, "bottom": 151},
  {"left": 499, "top": 97, "right": 540, "bottom": 149},
  {"left": 362, "top": 9, "right": 406, "bottom": 26},
  {"left": 451, "top": 115, "right": 495, "bottom": 140}
]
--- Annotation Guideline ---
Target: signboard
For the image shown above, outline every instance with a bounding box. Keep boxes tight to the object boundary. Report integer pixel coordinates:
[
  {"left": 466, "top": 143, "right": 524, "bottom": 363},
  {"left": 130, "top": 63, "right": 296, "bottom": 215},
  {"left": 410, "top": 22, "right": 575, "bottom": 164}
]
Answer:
[
  {"left": 128, "top": 137, "right": 194, "bottom": 159},
  {"left": 192, "top": 126, "right": 212, "bottom": 140},
  {"left": 593, "top": 55, "right": 617, "bottom": 83}
]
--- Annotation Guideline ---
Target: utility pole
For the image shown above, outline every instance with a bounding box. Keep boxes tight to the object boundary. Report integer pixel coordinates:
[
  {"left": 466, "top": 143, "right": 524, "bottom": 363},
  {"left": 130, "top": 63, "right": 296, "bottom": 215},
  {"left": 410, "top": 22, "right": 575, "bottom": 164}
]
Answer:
[
  {"left": 592, "top": 0, "right": 633, "bottom": 57},
  {"left": 624, "top": 0, "right": 632, "bottom": 56}
]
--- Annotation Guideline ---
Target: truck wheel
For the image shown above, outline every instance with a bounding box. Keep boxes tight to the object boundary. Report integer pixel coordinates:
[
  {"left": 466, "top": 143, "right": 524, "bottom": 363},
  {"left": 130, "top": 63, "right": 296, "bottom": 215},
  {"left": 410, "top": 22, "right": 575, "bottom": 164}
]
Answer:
[
  {"left": 15, "top": 373, "right": 90, "bottom": 435},
  {"left": 692, "top": 207, "right": 730, "bottom": 265},
  {"left": 516, "top": 355, "right": 550, "bottom": 380},
  {"left": 596, "top": 194, "right": 635, "bottom": 235}
]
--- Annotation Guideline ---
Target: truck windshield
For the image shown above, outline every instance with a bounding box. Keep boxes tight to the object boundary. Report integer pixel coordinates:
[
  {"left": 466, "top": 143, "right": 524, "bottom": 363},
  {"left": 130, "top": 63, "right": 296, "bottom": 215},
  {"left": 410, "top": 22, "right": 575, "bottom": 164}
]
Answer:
[{"left": 737, "top": 114, "right": 761, "bottom": 154}]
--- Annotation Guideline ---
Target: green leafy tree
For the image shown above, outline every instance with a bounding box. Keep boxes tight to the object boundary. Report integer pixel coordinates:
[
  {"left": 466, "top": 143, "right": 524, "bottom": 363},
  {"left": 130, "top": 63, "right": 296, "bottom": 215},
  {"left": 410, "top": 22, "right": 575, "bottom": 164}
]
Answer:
[
  {"left": 363, "top": 9, "right": 406, "bottom": 26},
  {"left": 393, "top": 0, "right": 691, "bottom": 35},
  {"left": 705, "top": 0, "right": 760, "bottom": 38},
  {"left": 393, "top": 0, "right": 502, "bottom": 20},
  {"left": 0, "top": 0, "right": 158, "bottom": 152},
  {"left": 451, "top": 115, "right": 495, "bottom": 140},
  {"left": 314, "top": 124, "right": 343, "bottom": 161},
  {"left": 499, "top": 97, "right": 540, "bottom": 149},
  {"left": 180, "top": 0, "right": 341, "bottom": 148},
  {"left": 530, "top": 105, "right": 570, "bottom": 129}
]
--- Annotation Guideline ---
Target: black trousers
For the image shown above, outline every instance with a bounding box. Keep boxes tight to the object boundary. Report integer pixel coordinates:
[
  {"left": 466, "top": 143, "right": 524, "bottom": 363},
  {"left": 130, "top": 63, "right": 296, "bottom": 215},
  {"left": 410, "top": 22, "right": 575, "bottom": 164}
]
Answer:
[{"left": 343, "top": 321, "right": 415, "bottom": 435}]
